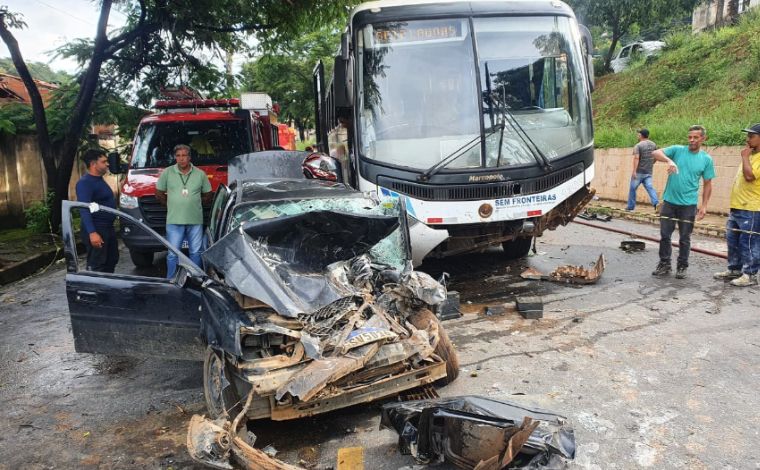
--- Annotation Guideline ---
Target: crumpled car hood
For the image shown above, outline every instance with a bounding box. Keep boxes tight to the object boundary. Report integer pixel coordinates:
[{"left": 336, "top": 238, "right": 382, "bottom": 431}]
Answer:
[{"left": 202, "top": 210, "right": 400, "bottom": 318}]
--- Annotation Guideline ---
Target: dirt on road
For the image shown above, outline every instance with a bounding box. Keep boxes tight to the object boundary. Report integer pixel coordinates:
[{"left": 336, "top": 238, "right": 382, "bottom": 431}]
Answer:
[{"left": 1, "top": 218, "right": 758, "bottom": 469}]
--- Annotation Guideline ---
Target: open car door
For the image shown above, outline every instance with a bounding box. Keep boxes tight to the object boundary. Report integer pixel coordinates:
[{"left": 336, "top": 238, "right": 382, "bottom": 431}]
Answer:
[{"left": 62, "top": 201, "right": 206, "bottom": 360}]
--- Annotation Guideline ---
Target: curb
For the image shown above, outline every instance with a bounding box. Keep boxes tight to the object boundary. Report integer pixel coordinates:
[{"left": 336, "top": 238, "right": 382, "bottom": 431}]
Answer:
[{"left": 0, "top": 248, "right": 61, "bottom": 286}]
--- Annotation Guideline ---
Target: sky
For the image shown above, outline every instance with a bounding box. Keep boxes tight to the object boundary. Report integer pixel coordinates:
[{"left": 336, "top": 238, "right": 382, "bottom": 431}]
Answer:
[
  {"left": 1, "top": 0, "right": 128, "bottom": 73},
  {"left": 0, "top": 0, "right": 250, "bottom": 76}
]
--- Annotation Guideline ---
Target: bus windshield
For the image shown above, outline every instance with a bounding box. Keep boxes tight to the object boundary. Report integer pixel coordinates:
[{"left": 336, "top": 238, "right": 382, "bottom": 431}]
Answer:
[
  {"left": 357, "top": 16, "right": 592, "bottom": 172},
  {"left": 130, "top": 119, "right": 249, "bottom": 169}
]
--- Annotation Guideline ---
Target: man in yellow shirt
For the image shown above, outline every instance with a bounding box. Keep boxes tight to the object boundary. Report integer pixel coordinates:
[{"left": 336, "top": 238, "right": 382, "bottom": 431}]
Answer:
[{"left": 714, "top": 123, "right": 760, "bottom": 286}]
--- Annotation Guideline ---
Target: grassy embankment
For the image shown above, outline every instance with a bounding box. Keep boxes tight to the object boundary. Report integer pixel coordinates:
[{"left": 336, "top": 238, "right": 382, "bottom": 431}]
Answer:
[{"left": 593, "top": 10, "right": 760, "bottom": 148}]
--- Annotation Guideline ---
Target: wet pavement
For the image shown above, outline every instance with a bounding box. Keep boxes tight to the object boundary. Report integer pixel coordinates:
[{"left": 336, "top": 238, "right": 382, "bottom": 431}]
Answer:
[{"left": 0, "top": 218, "right": 758, "bottom": 469}]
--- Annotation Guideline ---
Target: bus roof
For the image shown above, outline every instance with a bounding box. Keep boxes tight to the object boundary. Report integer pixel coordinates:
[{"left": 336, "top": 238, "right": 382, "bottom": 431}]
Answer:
[{"left": 351, "top": 0, "right": 575, "bottom": 24}]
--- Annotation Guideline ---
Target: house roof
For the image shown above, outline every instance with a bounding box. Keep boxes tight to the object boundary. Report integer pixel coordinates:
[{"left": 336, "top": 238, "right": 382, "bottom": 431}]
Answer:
[{"left": 0, "top": 73, "right": 58, "bottom": 106}]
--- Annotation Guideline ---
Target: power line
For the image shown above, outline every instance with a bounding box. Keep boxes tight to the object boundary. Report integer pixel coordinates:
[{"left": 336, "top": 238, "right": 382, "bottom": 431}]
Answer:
[{"left": 33, "top": 0, "right": 97, "bottom": 26}]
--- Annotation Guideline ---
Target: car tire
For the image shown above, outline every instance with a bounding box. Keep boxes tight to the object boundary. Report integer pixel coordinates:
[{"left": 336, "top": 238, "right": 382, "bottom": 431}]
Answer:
[
  {"left": 203, "top": 346, "right": 242, "bottom": 420},
  {"left": 501, "top": 237, "right": 533, "bottom": 260},
  {"left": 409, "top": 308, "right": 459, "bottom": 385},
  {"left": 129, "top": 249, "right": 154, "bottom": 268}
]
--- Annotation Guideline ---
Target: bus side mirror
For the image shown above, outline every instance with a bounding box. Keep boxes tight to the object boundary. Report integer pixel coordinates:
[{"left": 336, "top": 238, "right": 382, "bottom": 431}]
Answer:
[
  {"left": 579, "top": 24, "right": 595, "bottom": 91},
  {"left": 107, "top": 151, "right": 124, "bottom": 174},
  {"left": 340, "top": 31, "right": 350, "bottom": 61},
  {"left": 333, "top": 55, "right": 354, "bottom": 109}
]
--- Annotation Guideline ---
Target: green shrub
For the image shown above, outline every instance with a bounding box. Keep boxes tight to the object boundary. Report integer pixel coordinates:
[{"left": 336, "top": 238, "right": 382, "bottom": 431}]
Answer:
[
  {"left": 24, "top": 192, "right": 53, "bottom": 233},
  {"left": 593, "top": 12, "right": 760, "bottom": 148}
]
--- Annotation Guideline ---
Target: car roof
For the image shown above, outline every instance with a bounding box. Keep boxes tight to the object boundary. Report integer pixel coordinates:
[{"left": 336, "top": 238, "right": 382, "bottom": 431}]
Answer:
[{"left": 232, "top": 178, "right": 367, "bottom": 204}]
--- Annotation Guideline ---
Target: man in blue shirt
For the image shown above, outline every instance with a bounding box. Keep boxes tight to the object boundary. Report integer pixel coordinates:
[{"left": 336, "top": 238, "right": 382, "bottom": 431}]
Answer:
[
  {"left": 75, "top": 149, "right": 119, "bottom": 272},
  {"left": 650, "top": 125, "right": 715, "bottom": 279}
]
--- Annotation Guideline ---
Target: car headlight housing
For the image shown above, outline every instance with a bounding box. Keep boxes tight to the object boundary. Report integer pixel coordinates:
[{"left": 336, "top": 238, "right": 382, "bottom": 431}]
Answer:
[{"left": 119, "top": 193, "right": 138, "bottom": 209}]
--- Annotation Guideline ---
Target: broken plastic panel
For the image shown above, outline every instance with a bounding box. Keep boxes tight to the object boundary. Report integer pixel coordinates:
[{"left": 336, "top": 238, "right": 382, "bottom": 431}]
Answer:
[{"left": 381, "top": 396, "right": 575, "bottom": 470}]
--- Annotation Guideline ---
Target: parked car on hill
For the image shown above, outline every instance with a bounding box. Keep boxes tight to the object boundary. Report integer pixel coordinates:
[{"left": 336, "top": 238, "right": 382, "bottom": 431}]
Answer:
[{"left": 610, "top": 40, "right": 665, "bottom": 73}]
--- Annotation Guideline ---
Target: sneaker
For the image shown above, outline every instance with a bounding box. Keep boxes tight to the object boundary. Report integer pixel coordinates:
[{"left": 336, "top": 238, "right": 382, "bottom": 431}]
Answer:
[
  {"left": 714, "top": 269, "right": 742, "bottom": 280},
  {"left": 675, "top": 265, "right": 687, "bottom": 279},
  {"left": 652, "top": 261, "right": 671, "bottom": 276},
  {"left": 730, "top": 273, "right": 757, "bottom": 287}
]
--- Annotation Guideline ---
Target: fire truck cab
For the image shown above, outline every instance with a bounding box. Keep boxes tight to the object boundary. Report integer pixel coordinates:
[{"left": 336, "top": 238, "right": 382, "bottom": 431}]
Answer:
[{"left": 111, "top": 93, "right": 282, "bottom": 267}]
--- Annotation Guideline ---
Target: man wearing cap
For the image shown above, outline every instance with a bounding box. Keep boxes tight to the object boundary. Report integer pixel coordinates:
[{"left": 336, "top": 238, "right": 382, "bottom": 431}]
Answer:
[
  {"left": 626, "top": 128, "right": 659, "bottom": 211},
  {"left": 650, "top": 125, "right": 715, "bottom": 279},
  {"left": 714, "top": 123, "right": 760, "bottom": 286}
]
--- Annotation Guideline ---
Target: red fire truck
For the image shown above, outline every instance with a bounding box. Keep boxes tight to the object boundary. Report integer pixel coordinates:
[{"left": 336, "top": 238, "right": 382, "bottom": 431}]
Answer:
[{"left": 109, "top": 92, "right": 283, "bottom": 267}]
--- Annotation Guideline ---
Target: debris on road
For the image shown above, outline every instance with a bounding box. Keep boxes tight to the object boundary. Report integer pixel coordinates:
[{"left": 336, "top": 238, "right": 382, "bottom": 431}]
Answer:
[
  {"left": 519, "top": 268, "right": 545, "bottom": 281},
  {"left": 437, "top": 290, "right": 462, "bottom": 321},
  {"left": 380, "top": 396, "right": 575, "bottom": 469},
  {"left": 620, "top": 240, "right": 646, "bottom": 252},
  {"left": 577, "top": 210, "right": 612, "bottom": 222},
  {"left": 516, "top": 297, "right": 543, "bottom": 320},
  {"left": 520, "top": 254, "right": 605, "bottom": 285}
]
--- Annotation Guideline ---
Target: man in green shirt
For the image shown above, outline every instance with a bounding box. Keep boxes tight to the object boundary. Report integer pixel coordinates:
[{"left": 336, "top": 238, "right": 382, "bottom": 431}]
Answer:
[
  {"left": 650, "top": 125, "right": 715, "bottom": 279},
  {"left": 156, "top": 144, "right": 212, "bottom": 277}
]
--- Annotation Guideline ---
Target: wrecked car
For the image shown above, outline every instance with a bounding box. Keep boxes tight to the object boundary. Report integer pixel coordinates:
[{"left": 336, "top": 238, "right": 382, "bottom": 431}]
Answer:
[{"left": 62, "top": 151, "right": 459, "bottom": 424}]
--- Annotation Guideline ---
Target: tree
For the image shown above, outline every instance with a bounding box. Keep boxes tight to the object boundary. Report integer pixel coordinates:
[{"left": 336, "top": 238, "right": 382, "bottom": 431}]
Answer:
[
  {"left": 726, "top": 0, "right": 740, "bottom": 25},
  {"left": 0, "top": 1, "right": 354, "bottom": 232},
  {"left": 714, "top": 0, "right": 726, "bottom": 27},
  {"left": 569, "top": 0, "right": 701, "bottom": 71},
  {"left": 239, "top": 24, "right": 343, "bottom": 141},
  {"left": 0, "top": 58, "right": 72, "bottom": 84}
]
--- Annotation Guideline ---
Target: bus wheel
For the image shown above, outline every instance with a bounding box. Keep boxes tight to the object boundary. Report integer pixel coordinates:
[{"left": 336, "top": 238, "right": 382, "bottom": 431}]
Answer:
[
  {"left": 408, "top": 308, "right": 459, "bottom": 385},
  {"left": 502, "top": 237, "right": 533, "bottom": 259},
  {"left": 129, "top": 249, "right": 154, "bottom": 268}
]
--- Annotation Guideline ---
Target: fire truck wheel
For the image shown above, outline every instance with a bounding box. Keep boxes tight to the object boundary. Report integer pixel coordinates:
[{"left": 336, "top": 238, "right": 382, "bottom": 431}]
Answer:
[
  {"left": 501, "top": 237, "right": 533, "bottom": 260},
  {"left": 129, "top": 249, "right": 154, "bottom": 268},
  {"left": 409, "top": 308, "right": 460, "bottom": 385}
]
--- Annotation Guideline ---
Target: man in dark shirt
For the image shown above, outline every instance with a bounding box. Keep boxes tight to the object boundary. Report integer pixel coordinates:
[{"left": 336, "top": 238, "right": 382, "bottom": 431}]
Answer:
[
  {"left": 626, "top": 128, "right": 659, "bottom": 211},
  {"left": 75, "top": 149, "right": 119, "bottom": 272}
]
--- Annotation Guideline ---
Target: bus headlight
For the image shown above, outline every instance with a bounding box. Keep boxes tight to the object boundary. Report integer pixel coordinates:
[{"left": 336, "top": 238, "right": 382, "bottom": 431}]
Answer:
[{"left": 119, "top": 194, "right": 138, "bottom": 209}]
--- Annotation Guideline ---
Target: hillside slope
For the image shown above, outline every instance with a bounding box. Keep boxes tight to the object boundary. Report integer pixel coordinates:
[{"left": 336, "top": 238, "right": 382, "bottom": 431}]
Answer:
[{"left": 593, "top": 10, "right": 760, "bottom": 148}]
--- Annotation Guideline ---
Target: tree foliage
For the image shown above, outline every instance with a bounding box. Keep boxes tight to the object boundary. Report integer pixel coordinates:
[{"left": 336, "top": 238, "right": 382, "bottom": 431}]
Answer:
[
  {"left": 0, "top": 57, "right": 71, "bottom": 84},
  {"left": 568, "top": 0, "right": 701, "bottom": 71},
  {"left": 238, "top": 24, "right": 344, "bottom": 140},
  {"left": 0, "top": 0, "right": 355, "bottom": 231}
]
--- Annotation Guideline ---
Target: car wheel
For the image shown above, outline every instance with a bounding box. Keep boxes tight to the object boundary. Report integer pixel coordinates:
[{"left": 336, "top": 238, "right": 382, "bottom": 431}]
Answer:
[
  {"left": 501, "top": 237, "right": 533, "bottom": 260},
  {"left": 129, "top": 249, "right": 154, "bottom": 268},
  {"left": 409, "top": 308, "right": 459, "bottom": 385},
  {"left": 203, "top": 346, "right": 242, "bottom": 419}
]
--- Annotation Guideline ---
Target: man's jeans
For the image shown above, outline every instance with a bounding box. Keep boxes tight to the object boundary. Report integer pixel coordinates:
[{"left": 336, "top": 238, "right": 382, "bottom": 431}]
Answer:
[
  {"left": 726, "top": 209, "right": 760, "bottom": 275},
  {"left": 659, "top": 202, "right": 697, "bottom": 267},
  {"left": 627, "top": 173, "right": 659, "bottom": 210},
  {"left": 166, "top": 224, "right": 204, "bottom": 278}
]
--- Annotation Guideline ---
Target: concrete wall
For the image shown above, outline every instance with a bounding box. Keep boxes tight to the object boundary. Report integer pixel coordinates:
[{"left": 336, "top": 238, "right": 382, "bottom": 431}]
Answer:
[
  {"left": 593, "top": 146, "right": 743, "bottom": 214},
  {"left": 693, "top": 0, "right": 760, "bottom": 32},
  {"left": 0, "top": 134, "right": 118, "bottom": 227}
]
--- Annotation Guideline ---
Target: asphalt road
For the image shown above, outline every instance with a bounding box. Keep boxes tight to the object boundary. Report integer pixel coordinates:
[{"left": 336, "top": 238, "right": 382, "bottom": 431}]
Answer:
[{"left": 0, "top": 219, "right": 758, "bottom": 470}]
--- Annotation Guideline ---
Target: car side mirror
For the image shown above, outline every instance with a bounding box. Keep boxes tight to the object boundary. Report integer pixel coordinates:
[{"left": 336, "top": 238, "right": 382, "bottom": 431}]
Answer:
[
  {"left": 302, "top": 153, "right": 342, "bottom": 182},
  {"left": 176, "top": 264, "right": 206, "bottom": 290}
]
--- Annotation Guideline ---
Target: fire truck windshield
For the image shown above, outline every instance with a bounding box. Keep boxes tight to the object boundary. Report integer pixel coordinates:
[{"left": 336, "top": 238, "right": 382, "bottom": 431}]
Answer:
[
  {"left": 130, "top": 119, "right": 249, "bottom": 168},
  {"left": 357, "top": 16, "right": 592, "bottom": 172}
]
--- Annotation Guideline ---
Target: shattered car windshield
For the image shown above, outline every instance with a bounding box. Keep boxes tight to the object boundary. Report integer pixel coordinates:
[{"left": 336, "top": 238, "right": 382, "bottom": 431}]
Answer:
[{"left": 229, "top": 196, "right": 406, "bottom": 269}]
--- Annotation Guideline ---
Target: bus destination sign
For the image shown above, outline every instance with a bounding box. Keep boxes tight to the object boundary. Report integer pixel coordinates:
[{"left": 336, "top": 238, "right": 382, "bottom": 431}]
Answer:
[{"left": 374, "top": 20, "right": 463, "bottom": 45}]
